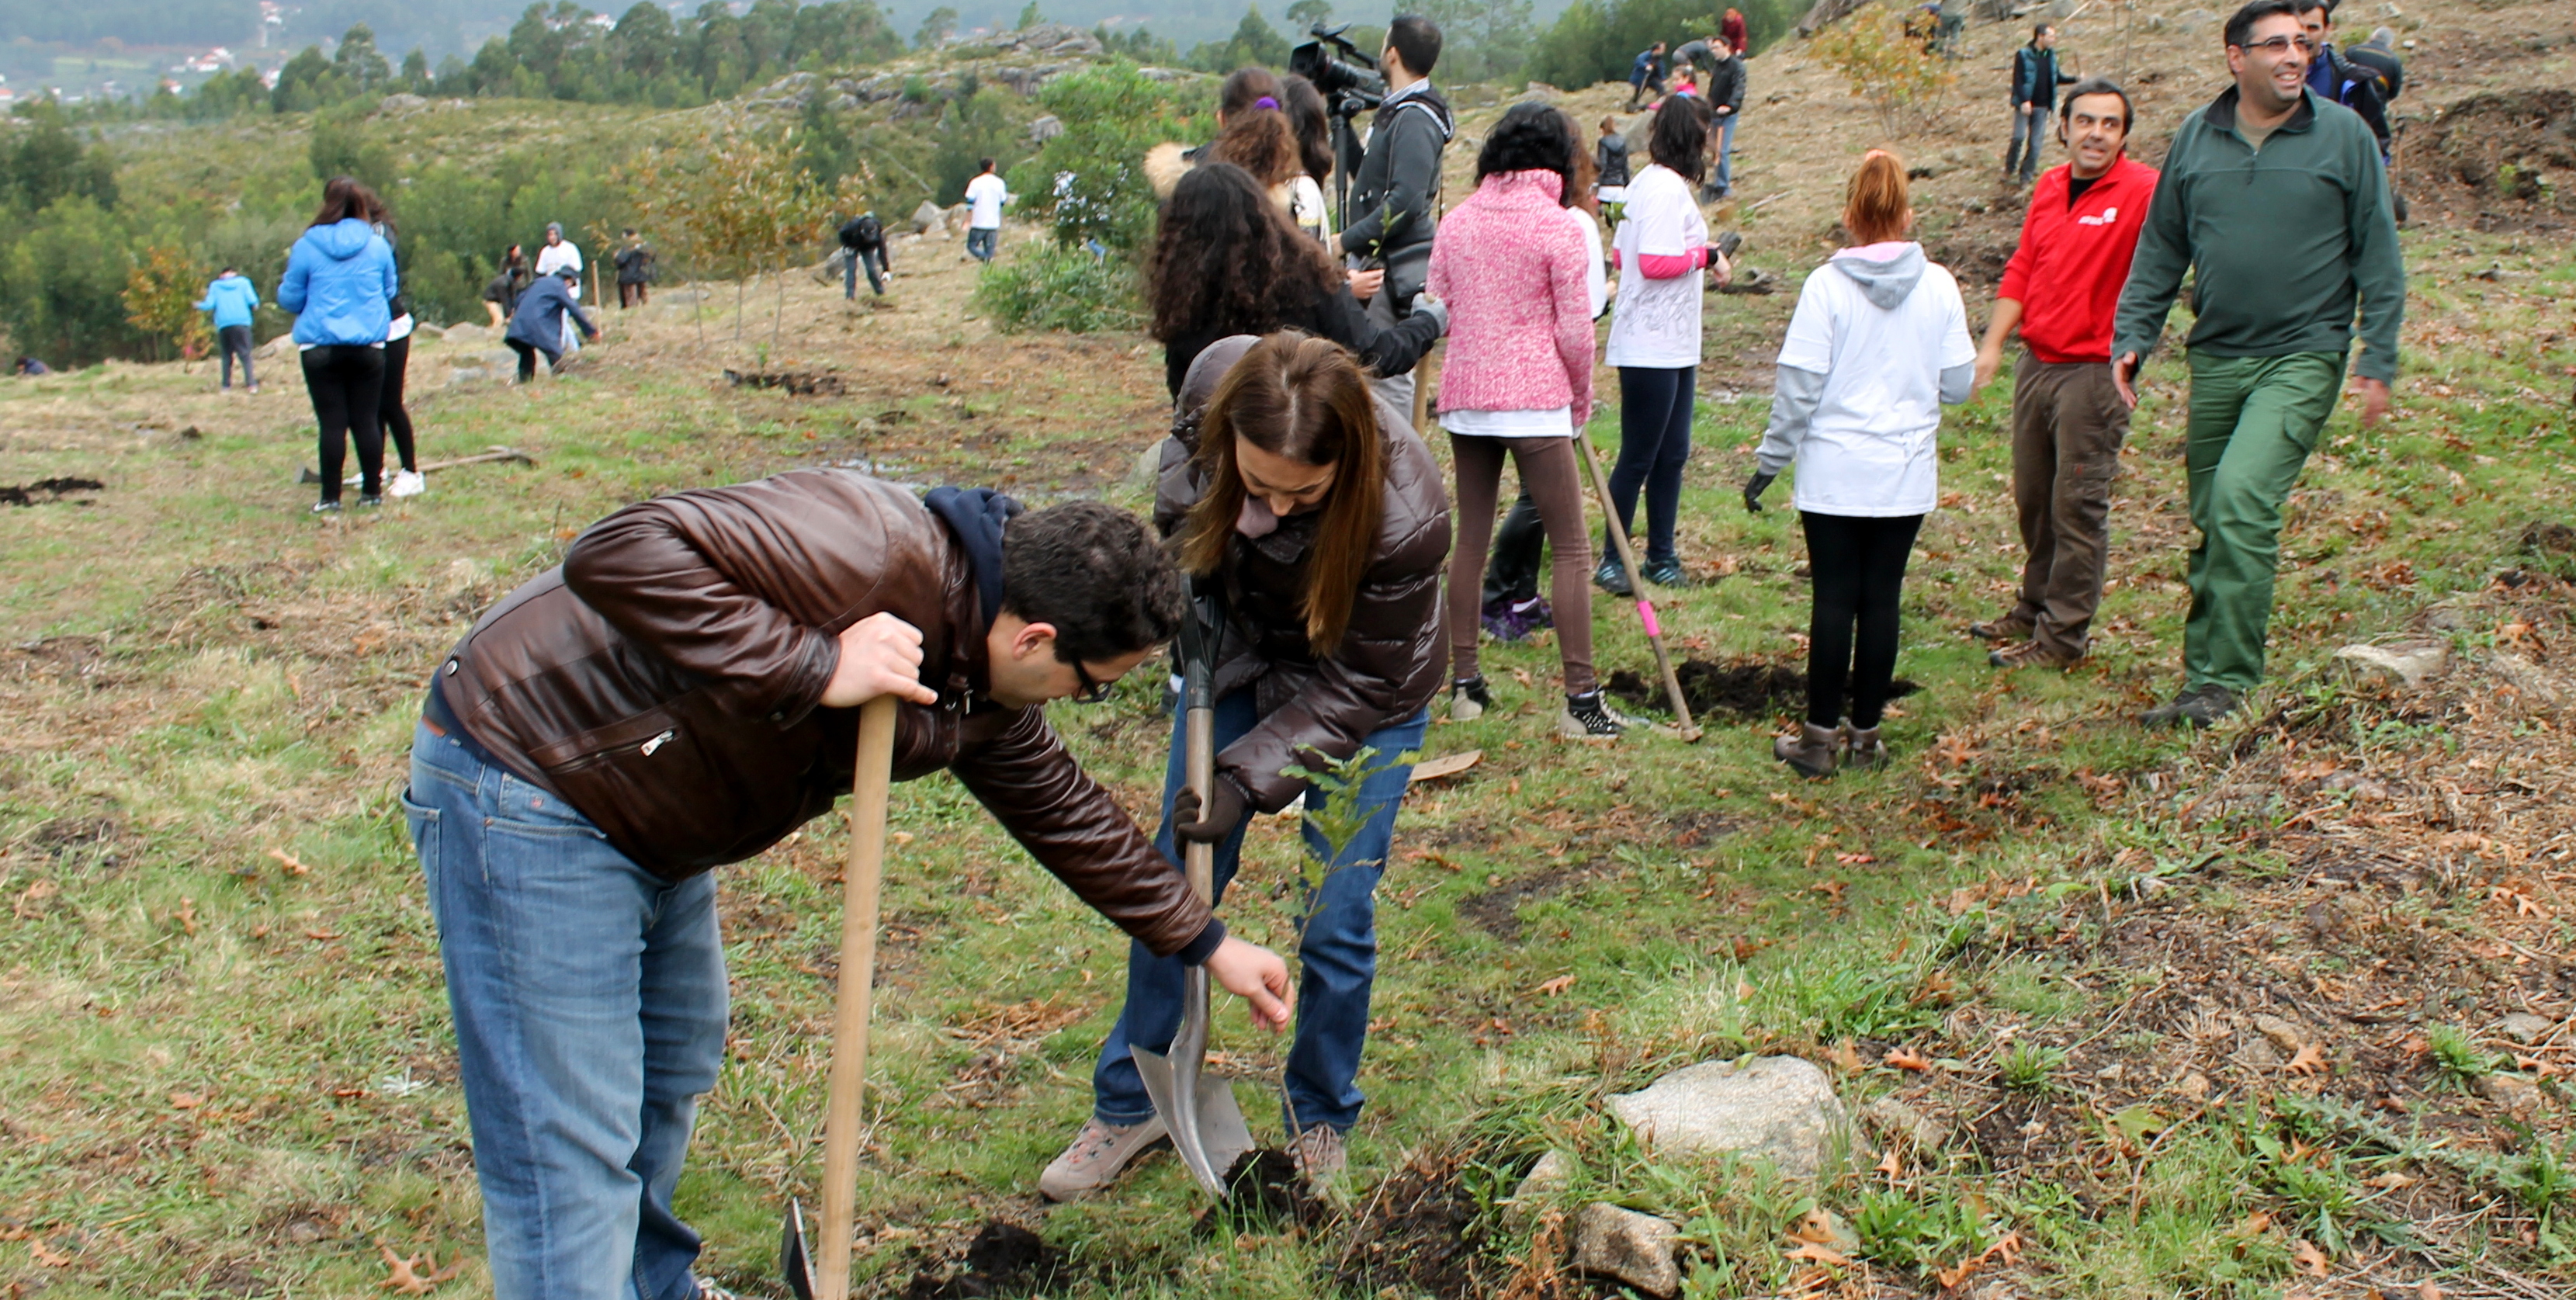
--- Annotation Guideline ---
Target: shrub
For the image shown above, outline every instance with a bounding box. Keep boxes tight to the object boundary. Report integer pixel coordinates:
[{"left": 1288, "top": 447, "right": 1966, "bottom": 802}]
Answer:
[
  {"left": 973, "top": 247, "right": 1141, "bottom": 334},
  {"left": 122, "top": 244, "right": 212, "bottom": 362},
  {"left": 1015, "top": 62, "right": 1208, "bottom": 256},
  {"left": 1809, "top": 7, "right": 1957, "bottom": 137},
  {"left": 1527, "top": 0, "right": 1799, "bottom": 90}
]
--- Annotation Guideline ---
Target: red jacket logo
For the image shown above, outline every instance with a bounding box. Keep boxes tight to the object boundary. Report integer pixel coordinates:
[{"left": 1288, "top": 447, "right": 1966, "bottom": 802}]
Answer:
[{"left": 2075, "top": 205, "right": 2120, "bottom": 227}]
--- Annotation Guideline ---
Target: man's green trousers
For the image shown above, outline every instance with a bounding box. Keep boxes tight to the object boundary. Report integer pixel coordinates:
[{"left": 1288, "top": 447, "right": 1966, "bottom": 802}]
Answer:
[{"left": 2181, "top": 351, "right": 2345, "bottom": 692}]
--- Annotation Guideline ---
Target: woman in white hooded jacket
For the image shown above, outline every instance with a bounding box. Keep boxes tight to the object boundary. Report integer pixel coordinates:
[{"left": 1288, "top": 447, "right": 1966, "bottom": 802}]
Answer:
[{"left": 1746, "top": 150, "right": 1975, "bottom": 777}]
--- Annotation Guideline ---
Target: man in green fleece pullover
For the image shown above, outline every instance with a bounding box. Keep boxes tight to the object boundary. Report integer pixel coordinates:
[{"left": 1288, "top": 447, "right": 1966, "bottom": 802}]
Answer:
[{"left": 2112, "top": 0, "right": 2404, "bottom": 728}]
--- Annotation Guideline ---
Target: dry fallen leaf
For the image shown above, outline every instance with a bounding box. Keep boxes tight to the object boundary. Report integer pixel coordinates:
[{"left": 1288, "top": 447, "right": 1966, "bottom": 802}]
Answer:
[
  {"left": 1885, "top": 1048, "right": 1933, "bottom": 1073},
  {"left": 1534, "top": 974, "right": 1576, "bottom": 997},
  {"left": 169, "top": 1091, "right": 203, "bottom": 1109},
  {"left": 1782, "top": 1240, "right": 1851, "bottom": 1267},
  {"left": 2295, "top": 1239, "right": 2332, "bottom": 1277},
  {"left": 1826, "top": 1038, "right": 1864, "bottom": 1074},
  {"left": 380, "top": 1244, "right": 462, "bottom": 1295},
  {"left": 2226, "top": 1212, "right": 2274, "bottom": 1239},
  {"left": 268, "top": 848, "right": 310, "bottom": 875},
  {"left": 1876, "top": 1148, "right": 1902, "bottom": 1177},
  {"left": 2418, "top": 1281, "right": 2443, "bottom": 1300},
  {"left": 2366, "top": 1170, "right": 2417, "bottom": 1190},
  {"left": 2285, "top": 1042, "right": 2328, "bottom": 1076},
  {"left": 1787, "top": 1210, "right": 1839, "bottom": 1245},
  {"left": 28, "top": 1237, "right": 72, "bottom": 1267}
]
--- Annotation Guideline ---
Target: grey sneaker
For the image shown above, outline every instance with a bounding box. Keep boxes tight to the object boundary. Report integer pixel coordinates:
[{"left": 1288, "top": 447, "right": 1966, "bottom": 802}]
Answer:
[
  {"left": 2141, "top": 684, "right": 2240, "bottom": 729},
  {"left": 1288, "top": 1123, "right": 1347, "bottom": 1184},
  {"left": 1038, "top": 1115, "right": 1168, "bottom": 1201},
  {"left": 1449, "top": 676, "right": 1493, "bottom": 722}
]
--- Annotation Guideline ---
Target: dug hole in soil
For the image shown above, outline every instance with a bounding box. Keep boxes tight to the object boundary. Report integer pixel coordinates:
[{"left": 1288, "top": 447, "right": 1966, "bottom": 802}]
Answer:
[
  {"left": 1605, "top": 657, "right": 1920, "bottom": 719},
  {"left": 2, "top": 476, "right": 105, "bottom": 507}
]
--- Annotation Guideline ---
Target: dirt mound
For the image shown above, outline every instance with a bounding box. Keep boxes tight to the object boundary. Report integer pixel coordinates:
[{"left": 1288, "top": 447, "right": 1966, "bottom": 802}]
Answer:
[
  {"left": 2401, "top": 88, "right": 2576, "bottom": 229},
  {"left": 899, "top": 1221, "right": 1061, "bottom": 1298},
  {"left": 724, "top": 368, "right": 849, "bottom": 395},
  {"left": 1209, "top": 1147, "right": 1328, "bottom": 1232},
  {"left": 1330, "top": 1148, "right": 1492, "bottom": 1299},
  {"left": 1, "top": 476, "right": 104, "bottom": 506},
  {"left": 1606, "top": 658, "right": 1922, "bottom": 719}
]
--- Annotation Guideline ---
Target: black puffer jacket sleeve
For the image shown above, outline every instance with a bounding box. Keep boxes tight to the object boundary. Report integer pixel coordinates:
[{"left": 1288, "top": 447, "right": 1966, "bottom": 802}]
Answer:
[{"left": 1301, "top": 286, "right": 1443, "bottom": 380}]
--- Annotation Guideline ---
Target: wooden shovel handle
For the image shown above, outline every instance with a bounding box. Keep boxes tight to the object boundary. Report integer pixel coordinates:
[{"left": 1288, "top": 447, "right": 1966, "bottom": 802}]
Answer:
[{"left": 815, "top": 694, "right": 899, "bottom": 1300}]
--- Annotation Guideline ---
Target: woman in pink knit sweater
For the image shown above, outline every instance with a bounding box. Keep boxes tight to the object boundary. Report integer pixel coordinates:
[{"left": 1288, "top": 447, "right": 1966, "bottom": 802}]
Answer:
[{"left": 1427, "top": 102, "right": 1631, "bottom": 740}]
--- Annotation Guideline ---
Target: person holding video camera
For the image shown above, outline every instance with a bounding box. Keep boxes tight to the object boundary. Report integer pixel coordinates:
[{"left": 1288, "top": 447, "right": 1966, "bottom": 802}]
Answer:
[{"left": 1334, "top": 15, "right": 1451, "bottom": 412}]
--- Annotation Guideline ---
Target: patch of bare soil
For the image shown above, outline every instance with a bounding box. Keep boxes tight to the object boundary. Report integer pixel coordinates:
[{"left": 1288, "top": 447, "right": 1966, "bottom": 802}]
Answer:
[
  {"left": 1458, "top": 856, "right": 1621, "bottom": 941},
  {"left": 0, "top": 475, "right": 105, "bottom": 505},
  {"left": 1605, "top": 657, "right": 1921, "bottom": 720},
  {"left": 1212, "top": 1148, "right": 1330, "bottom": 1233},
  {"left": 898, "top": 1220, "right": 1063, "bottom": 1299},
  {"left": 1330, "top": 1146, "right": 1495, "bottom": 1299},
  {"left": 2402, "top": 88, "right": 2576, "bottom": 231}
]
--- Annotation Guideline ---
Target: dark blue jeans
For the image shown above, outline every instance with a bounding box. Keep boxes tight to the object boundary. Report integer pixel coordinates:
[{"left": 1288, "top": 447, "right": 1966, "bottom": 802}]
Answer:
[
  {"left": 1090, "top": 692, "right": 1427, "bottom": 1135},
  {"left": 1606, "top": 365, "right": 1696, "bottom": 566},
  {"left": 844, "top": 248, "right": 883, "bottom": 296},
  {"left": 966, "top": 227, "right": 997, "bottom": 262},
  {"left": 404, "top": 721, "right": 728, "bottom": 1300}
]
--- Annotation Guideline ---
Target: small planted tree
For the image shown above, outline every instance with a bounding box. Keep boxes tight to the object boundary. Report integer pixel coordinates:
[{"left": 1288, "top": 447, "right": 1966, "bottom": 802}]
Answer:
[
  {"left": 122, "top": 245, "right": 211, "bottom": 363},
  {"left": 1809, "top": 8, "right": 1957, "bottom": 137}
]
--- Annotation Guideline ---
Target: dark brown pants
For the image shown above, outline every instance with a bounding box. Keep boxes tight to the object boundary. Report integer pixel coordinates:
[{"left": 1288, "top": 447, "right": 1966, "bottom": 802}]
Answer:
[
  {"left": 2008, "top": 352, "right": 2129, "bottom": 657},
  {"left": 1447, "top": 433, "right": 1596, "bottom": 695}
]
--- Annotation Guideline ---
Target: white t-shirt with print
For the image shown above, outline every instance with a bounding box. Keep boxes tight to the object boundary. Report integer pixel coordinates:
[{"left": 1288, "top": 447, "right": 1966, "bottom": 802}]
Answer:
[
  {"left": 1774, "top": 250, "right": 1975, "bottom": 517},
  {"left": 536, "top": 240, "right": 582, "bottom": 299},
  {"left": 966, "top": 173, "right": 1010, "bottom": 230},
  {"left": 1604, "top": 164, "right": 1707, "bottom": 369}
]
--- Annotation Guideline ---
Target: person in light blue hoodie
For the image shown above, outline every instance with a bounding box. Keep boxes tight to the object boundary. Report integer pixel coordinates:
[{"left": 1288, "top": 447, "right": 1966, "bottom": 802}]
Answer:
[
  {"left": 195, "top": 268, "right": 262, "bottom": 393},
  {"left": 276, "top": 176, "right": 399, "bottom": 514}
]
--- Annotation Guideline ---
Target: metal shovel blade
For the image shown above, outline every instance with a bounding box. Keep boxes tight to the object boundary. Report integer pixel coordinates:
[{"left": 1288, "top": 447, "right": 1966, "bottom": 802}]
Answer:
[
  {"left": 780, "top": 1198, "right": 816, "bottom": 1300},
  {"left": 1130, "top": 966, "right": 1256, "bottom": 1197}
]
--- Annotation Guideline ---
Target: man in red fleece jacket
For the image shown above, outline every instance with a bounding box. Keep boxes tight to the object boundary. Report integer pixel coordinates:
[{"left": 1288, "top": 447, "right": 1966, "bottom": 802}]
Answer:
[{"left": 1969, "top": 77, "right": 2158, "bottom": 667}]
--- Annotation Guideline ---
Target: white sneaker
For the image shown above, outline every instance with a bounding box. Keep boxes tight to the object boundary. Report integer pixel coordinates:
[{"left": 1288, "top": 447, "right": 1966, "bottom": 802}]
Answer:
[
  {"left": 1038, "top": 1115, "right": 1168, "bottom": 1201},
  {"left": 389, "top": 470, "right": 426, "bottom": 498}
]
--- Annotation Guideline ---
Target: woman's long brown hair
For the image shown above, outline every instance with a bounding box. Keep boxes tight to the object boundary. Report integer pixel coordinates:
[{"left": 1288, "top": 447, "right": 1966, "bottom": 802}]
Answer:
[{"left": 1177, "top": 333, "right": 1386, "bottom": 655}]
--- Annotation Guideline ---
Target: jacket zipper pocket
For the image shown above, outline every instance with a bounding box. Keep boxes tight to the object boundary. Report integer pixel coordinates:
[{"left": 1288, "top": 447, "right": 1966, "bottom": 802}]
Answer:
[{"left": 640, "top": 730, "right": 676, "bottom": 757}]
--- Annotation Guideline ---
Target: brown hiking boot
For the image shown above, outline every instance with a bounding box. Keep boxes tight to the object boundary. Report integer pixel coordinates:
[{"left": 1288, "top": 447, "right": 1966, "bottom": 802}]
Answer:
[
  {"left": 1038, "top": 1115, "right": 1169, "bottom": 1201},
  {"left": 1771, "top": 722, "right": 1840, "bottom": 778},
  {"left": 1988, "top": 640, "right": 2082, "bottom": 670},
  {"left": 1969, "top": 612, "right": 2035, "bottom": 642},
  {"left": 1289, "top": 1123, "right": 1347, "bottom": 1184}
]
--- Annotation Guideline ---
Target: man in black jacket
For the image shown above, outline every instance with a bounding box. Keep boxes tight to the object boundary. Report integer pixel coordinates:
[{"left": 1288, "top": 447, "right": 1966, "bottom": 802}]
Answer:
[
  {"left": 2006, "top": 23, "right": 2078, "bottom": 183},
  {"left": 1706, "top": 45, "right": 1748, "bottom": 199},
  {"left": 1336, "top": 14, "right": 1451, "bottom": 411},
  {"left": 838, "top": 210, "right": 890, "bottom": 298}
]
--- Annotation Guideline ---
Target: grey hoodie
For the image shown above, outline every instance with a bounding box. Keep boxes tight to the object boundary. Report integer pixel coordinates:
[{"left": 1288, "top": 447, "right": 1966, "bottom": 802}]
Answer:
[{"left": 1757, "top": 244, "right": 1974, "bottom": 476}]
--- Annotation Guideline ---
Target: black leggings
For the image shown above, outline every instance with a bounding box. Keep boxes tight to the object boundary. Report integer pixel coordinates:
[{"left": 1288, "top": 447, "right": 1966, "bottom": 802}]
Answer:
[
  {"left": 1801, "top": 511, "right": 1924, "bottom": 729},
  {"left": 380, "top": 334, "right": 418, "bottom": 473},
  {"left": 1606, "top": 366, "right": 1694, "bottom": 564},
  {"left": 302, "top": 345, "right": 387, "bottom": 502}
]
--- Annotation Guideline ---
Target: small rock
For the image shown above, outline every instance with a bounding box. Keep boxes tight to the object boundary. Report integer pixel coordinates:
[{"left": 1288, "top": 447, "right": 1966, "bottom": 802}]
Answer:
[
  {"left": 2498, "top": 1013, "right": 2556, "bottom": 1045},
  {"left": 2251, "top": 1014, "right": 2309, "bottom": 1055},
  {"left": 1028, "top": 114, "right": 1065, "bottom": 144},
  {"left": 2335, "top": 641, "right": 2448, "bottom": 688},
  {"left": 1608, "top": 1056, "right": 1853, "bottom": 1178},
  {"left": 1570, "top": 1202, "right": 1680, "bottom": 1298},
  {"left": 281, "top": 1218, "right": 328, "bottom": 1244},
  {"left": 2478, "top": 1073, "right": 2543, "bottom": 1115},
  {"left": 1503, "top": 1149, "right": 1573, "bottom": 1226},
  {"left": 2176, "top": 1071, "right": 2211, "bottom": 1101},
  {"left": 1860, "top": 1096, "right": 1950, "bottom": 1150}
]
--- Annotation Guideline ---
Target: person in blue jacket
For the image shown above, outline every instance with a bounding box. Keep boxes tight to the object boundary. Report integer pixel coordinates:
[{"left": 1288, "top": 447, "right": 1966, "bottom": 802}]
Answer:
[
  {"left": 504, "top": 265, "right": 598, "bottom": 383},
  {"left": 276, "top": 176, "right": 399, "bottom": 514},
  {"left": 195, "top": 268, "right": 262, "bottom": 393}
]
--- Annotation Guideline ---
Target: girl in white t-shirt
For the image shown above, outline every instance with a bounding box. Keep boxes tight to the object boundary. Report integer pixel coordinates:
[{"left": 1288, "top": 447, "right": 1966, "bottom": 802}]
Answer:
[
  {"left": 1598, "top": 95, "right": 1729, "bottom": 596},
  {"left": 1748, "top": 150, "right": 1975, "bottom": 777}
]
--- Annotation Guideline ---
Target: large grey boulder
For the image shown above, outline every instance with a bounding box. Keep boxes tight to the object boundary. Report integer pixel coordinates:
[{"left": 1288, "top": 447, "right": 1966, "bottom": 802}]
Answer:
[
  {"left": 909, "top": 200, "right": 946, "bottom": 234},
  {"left": 439, "top": 322, "right": 491, "bottom": 349},
  {"left": 1571, "top": 1202, "right": 1680, "bottom": 1298},
  {"left": 1608, "top": 1056, "right": 1853, "bottom": 1178}
]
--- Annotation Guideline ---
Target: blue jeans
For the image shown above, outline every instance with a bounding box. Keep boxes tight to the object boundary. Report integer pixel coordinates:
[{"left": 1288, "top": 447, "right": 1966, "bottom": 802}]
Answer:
[
  {"left": 1090, "top": 692, "right": 1427, "bottom": 1135},
  {"left": 404, "top": 721, "right": 728, "bottom": 1300},
  {"left": 966, "top": 226, "right": 997, "bottom": 262},
  {"left": 844, "top": 248, "right": 883, "bottom": 297},
  {"left": 1715, "top": 113, "right": 1737, "bottom": 194}
]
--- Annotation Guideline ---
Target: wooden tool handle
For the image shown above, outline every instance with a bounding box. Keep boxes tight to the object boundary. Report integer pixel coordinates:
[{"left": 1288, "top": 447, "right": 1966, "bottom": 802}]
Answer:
[
  {"left": 815, "top": 694, "right": 899, "bottom": 1300},
  {"left": 1574, "top": 432, "right": 1700, "bottom": 737}
]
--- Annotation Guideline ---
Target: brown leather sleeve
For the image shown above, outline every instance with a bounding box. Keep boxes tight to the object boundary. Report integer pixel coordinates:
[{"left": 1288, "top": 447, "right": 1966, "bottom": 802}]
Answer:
[
  {"left": 1219, "top": 499, "right": 1451, "bottom": 811},
  {"left": 949, "top": 704, "right": 1215, "bottom": 959},
  {"left": 560, "top": 473, "right": 935, "bottom": 728}
]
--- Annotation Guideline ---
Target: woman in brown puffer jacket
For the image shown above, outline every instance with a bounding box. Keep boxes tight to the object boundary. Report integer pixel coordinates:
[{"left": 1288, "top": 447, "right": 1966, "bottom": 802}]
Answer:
[{"left": 1039, "top": 331, "right": 1451, "bottom": 1200}]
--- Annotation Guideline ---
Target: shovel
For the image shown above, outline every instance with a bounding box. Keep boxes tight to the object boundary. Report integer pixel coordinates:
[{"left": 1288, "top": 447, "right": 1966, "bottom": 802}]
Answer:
[
  {"left": 782, "top": 692, "right": 900, "bottom": 1300},
  {"left": 1131, "top": 580, "right": 1257, "bottom": 1197},
  {"left": 1574, "top": 432, "right": 1703, "bottom": 742},
  {"left": 297, "top": 445, "right": 534, "bottom": 485}
]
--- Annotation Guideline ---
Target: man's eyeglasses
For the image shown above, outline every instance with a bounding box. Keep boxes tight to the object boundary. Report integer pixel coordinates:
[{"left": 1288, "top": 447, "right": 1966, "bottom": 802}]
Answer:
[
  {"left": 2234, "top": 34, "right": 2318, "bottom": 54},
  {"left": 1069, "top": 660, "right": 1114, "bottom": 705}
]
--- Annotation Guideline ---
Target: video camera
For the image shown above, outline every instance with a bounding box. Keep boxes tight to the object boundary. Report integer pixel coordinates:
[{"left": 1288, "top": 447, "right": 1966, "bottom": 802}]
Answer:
[{"left": 1289, "top": 23, "right": 1385, "bottom": 116}]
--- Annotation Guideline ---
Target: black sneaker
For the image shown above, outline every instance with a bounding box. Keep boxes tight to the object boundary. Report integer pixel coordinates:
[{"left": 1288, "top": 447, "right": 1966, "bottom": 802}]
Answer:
[
  {"left": 310, "top": 500, "right": 342, "bottom": 515},
  {"left": 2140, "top": 684, "right": 2240, "bottom": 729},
  {"left": 1591, "top": 556, "right": 1634, "bottom": 596},
  {"left": 355, "top": 494, "right": 383, "bottom": 509},
  {"left": 1557, "top": 690, "right": 1631, "bottom": 740},
  {"left": 1639, "top": 556, "right": 1689, "bottom": 587},
  {"left": 1449, "top": 676, "right": 1494, "bottom": 722}
]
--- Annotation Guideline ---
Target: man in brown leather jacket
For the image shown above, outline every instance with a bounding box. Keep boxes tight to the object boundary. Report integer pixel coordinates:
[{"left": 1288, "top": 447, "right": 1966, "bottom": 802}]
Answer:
[{"left": 400, "top": 473, "right": 1292, "bottom": 1300}]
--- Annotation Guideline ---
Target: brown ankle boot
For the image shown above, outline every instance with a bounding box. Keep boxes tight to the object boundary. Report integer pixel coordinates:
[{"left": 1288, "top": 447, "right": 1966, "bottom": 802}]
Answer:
[
  {"left": 1772, "top": 722, "right": 1840, "bottom": 778},
  {"left": 1841, "top": 723, "right": 1888, "bottom": 770}
]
